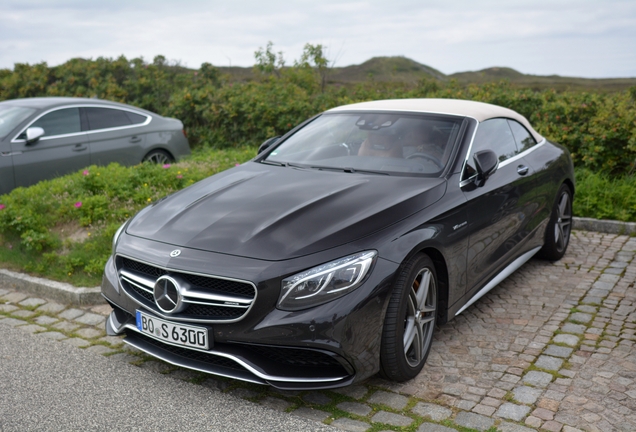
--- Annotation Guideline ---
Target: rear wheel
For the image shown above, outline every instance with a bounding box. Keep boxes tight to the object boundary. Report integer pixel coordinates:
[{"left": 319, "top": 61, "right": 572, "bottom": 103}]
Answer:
[
  {"left": 537, "top": 183, "right": 572, "bottom": 261},
  {"left": 143, "top": 149, "right": 173, "bottom": 164},
  {"left": 380, "top": 253, "right": 437, "bottom": 381}
]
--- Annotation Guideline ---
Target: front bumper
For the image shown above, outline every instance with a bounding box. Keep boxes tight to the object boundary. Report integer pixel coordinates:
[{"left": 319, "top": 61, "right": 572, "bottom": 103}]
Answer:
[{"left": 101, "top": 236, "right": 398, "bottom": 390}]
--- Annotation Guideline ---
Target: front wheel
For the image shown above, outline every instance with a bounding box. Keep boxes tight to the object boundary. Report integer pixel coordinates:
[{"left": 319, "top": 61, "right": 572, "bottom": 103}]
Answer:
[
  {"left": 380, "top": 253, "right": 437, "bottom": 381},
  {"left": 537, "top": 183, "right": 572, "bottom": 261}
]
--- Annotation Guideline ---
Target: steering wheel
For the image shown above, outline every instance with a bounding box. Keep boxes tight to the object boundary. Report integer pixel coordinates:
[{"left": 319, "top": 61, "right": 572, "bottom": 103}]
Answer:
[{"left": 406, "top": 153, "right": 443, "bottom": 169}]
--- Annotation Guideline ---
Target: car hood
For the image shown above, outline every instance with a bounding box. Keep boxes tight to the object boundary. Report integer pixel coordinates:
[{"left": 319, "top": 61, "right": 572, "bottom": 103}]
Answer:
[{"left": 126, "top": 162, "right": 446, "bottom": 260}]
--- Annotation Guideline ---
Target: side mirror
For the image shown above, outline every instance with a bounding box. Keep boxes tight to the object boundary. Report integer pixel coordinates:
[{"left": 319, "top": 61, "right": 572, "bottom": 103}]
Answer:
[
  {"left": 258, "top": 136, "right": 280, "bottom": 154},
  {"left": 25, "top": 127, "right": 45, "bottom": 144},
  {"left": 473, "top": 150, "right": 498, "bottom": 187}
]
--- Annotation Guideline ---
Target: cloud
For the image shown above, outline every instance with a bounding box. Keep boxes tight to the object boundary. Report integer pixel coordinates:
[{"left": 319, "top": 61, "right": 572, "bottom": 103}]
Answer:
[{"left": 0, "top": 0, "right": 635, "bottom": 77}]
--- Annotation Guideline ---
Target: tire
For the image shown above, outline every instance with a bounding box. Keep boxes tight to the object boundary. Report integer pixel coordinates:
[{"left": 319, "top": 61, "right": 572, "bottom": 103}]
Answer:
[
  {"left": 143, "top": 149, "right": 174, "bottom": 164},
  {"left": 537, "top": 183, "right": 573, "bottom": 261},
  {"left": 380, "top": 253, "right": 438, "bottom": 381}
]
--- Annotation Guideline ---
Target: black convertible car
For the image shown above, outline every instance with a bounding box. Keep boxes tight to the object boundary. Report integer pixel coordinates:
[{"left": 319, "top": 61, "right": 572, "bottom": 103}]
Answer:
[{"left": 102, "top": 99, "right": 574, "bottom": 389}]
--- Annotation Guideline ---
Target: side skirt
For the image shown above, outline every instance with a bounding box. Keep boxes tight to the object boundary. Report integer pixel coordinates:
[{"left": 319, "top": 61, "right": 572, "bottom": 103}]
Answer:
[{"left": 455, "top": 246, "right": 542, "bottom": 317}]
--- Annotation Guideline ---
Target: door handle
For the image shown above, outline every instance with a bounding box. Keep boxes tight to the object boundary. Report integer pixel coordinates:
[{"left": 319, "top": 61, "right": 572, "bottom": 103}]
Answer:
[
  {"left": 517, "top": 165, "right": 529, "bottom": 175},
  {"left": 73, "top": 144, "right": 88, "bottom": 152},
  {"left": 129, "top": 136, "right": 142, "bottom": 143}
]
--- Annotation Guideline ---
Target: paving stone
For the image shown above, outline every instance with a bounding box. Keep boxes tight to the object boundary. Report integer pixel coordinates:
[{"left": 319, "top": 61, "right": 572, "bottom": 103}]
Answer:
[
  {"left": 34, "top": 315, "right": 58, "bottom": 325},
  {"left": 554, "top": 334, "right": 579, "bottom": 346},
  {"left": 18, "top": 297, "right": 47, "bottom": 308},
  {"left": 75, "top": 328, "right": 103, "bottom": 339},
  {"left": 19, "top": 324, "right": 46, "bottom": 333},
  {"left": 1, "top": 292, "right": 28, "bottom": 303},
  {"left": 367, "top": 391, "right": 409, "bottom": 410},
  {"left": 512, "top": 386, "right": 543, "bottom": 404},
  {"left": 0, "top": 304, "right": 18, "bottom": 313},
  {"left": 577, "top": 305, "right": 597, "bottom": 313},
  {"left": 74, "top": 312, "right": 106, "bottom": 326},
  {"left": 411, "top": 402, "right": 452, "bottom": 421},
  {"left": 495, "top": 403, "right": 531, "bottom": 421},
  {"left": 453, "top": 411, "right": 494, "bottom": 431},
  {"left": 497, "top": 421, "right": 536, "bottom": 432},
  {"left": 471, "top": 404, "right": 496, "bottom": 416},
  {"left": 90, "top": 304, "right": 113, "bottom": 316},
  {"left": 544, "top": 345, "right": 574, "bottom": 358},
  {"left": 535, "top": 355, "right": 564, "bottom": 371},
  {"left": 37, "top": 331, "right": 67, "bottom": 340},
  {"left": 98, "top": 336, "right": 124, "bottom": 347},
  {"left": 561, "top": 323, "right": 587, "bottom": 334},
  {"left": 52, "top": 321, "right": 81, "bottom": 332},
  {"left": 330, "top": 418, "right": 370, "bottom": 432},
  {"left": 292, "top": 407, "right": 330, "bottom": 422},
  {"left": 0, "top": 288, "right": 9, "bottom": 296},
  {"left": 302, "top": 392, "right": 332, "bottom": 405},
  {"left": 58, "top": 308, "right": 85, "bottom": 320},
  {"left": 61, "top": 337, "right": 91, "bottom": 348},
  {"left": 332, "top": 385, "right": 368, "bottom": 399},
  {"left": 36, "top": 302, "right": 67, "bottom": 314},
  {"left": 416, "top": 423, "right": 456, "bottom": 432},
  {"left": 337, "top": 401, "right": 372, "bottom": 417},
  {"left": 570, "top": 313, "right": 593, "bottom": 324},
  {"left": 259, "top": 396, "right": 291, "bottom": 412},
  {"left": 371, "top": 411, "right": 412, "bottom": 427},
  {"left": 10, "top": 309, "right": 35, "bottom": 318},
  {"left": 0, "top": 317, "right": 26, "bottom": 327},
  {"left": 522, "top": 371, "right": 553, "bottom": 387}
]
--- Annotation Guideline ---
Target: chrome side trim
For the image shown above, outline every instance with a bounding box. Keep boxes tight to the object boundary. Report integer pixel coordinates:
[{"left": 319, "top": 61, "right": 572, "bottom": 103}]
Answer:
[
  {"left": 122, "top": 323, "right": 348, "bottom": 383},
  {"left": 498, "top": 139, "right": 547, "bottom": 169},
  {"left": 455, "top": 246, "right": 542, "bottom": 316}
]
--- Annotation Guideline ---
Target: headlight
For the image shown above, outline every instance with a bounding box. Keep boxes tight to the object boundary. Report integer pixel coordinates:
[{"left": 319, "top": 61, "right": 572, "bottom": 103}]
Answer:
[
  {"left": 277, "top": 251, "right": 377, "bottom": 311},
  {"left": 111, "top": 220, "right": 128, "bottom": 255}
]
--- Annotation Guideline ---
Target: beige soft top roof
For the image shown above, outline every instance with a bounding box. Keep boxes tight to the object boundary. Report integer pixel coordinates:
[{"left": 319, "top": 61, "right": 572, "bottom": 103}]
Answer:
[{"left": 327, "top": 98, "right": 543, "bottom": 142}]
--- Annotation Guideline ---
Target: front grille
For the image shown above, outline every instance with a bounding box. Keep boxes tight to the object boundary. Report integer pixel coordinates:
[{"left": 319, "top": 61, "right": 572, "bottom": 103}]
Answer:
[{"left": 117, "top": 255, "right": 256, "bottom": 323}]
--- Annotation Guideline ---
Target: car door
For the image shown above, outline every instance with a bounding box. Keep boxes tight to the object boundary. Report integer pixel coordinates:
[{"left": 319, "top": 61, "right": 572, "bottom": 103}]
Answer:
[
  {"left": 461, "top": 118, "right": 537, "bottom": 292},
  {"left": 84, "top": 107, "right": 148, "bottom": 166},
  {"left": 10, "top": 107, "right": 90, "bottom": 188}
]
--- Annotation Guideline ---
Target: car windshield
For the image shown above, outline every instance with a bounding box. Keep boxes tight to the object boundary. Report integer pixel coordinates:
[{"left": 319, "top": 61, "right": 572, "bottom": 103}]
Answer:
[
  {"left": 0, "top": 105, "right": 37, "bottom": 140},
  {"left": 265, "top": 112, "right": 463, "bottom": 176}
]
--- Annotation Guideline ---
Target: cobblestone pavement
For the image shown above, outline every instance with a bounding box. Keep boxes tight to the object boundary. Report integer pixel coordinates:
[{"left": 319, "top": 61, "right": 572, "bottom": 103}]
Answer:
[{"left": 1, "top": 230, "right": 635, "bottom": 432}]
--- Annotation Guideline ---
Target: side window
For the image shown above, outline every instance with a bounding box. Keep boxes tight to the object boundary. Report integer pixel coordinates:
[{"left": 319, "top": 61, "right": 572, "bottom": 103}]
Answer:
[
  {"left": 507, "top": 120, "right": 536, "bottom": 152},
  {"left": 463, "top": 118, "right": 518, "bottom": 180},
  {"left": 84, "top": 107, "right": 133, "bottom": 130},
  {"left": 124, "top": 111, "right": 148, "bottom": 125},
  {"left": 471, "top": 118, "right": 518, "bottom": 162},
  {"left": 26, "top": 108, "right": 81, "bottom": 138}
]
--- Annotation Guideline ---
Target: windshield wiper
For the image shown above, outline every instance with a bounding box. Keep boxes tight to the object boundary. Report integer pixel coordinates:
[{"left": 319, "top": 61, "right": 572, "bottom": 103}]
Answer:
[
  {"left": 311, "top": 166, "right": 389, "bottom": 176},
  {"left": 261, "top": 160, "right": 307, "bottom": 169}
]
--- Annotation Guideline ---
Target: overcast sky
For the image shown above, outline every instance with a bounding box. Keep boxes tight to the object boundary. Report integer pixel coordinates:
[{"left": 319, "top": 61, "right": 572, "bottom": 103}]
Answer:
[{"left": 1, "top": 0, "right": 635, "bottom": 78}]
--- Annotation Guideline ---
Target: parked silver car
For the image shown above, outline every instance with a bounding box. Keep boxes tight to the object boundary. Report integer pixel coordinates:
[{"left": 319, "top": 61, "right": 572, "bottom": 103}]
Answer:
[{"left": 0, "top": 97, "right": 190, "bottom": 194}]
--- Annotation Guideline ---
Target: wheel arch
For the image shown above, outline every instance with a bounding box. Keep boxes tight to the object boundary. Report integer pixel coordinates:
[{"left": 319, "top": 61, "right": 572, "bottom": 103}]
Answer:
[
  {"left": 143, "top": 147, "right": 175, "bottom": 163},
  {"left": 420, "top": 247, "right": 450, "bottom": 325}
]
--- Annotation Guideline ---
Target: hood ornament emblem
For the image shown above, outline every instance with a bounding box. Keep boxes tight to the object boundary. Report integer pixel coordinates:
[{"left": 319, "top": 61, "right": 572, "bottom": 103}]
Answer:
[{"left": 170, "top": 249, "right": 181, "bottom": 257}]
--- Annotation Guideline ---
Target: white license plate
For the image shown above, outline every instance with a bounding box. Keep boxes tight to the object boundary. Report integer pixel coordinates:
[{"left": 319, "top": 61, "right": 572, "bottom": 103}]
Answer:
[{"left": 136, "top": 310, "right": 209, "bottom": 350}]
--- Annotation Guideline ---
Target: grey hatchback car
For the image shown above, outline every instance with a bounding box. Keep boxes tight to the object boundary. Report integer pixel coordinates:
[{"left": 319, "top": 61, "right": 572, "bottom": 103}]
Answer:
[{"left": 0, "top": 97, "right": 190, "bottom": 194}]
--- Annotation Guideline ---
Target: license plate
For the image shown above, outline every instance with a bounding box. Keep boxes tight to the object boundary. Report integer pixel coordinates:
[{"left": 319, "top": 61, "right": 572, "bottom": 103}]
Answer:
[{"left": 136, "top": 310, "right": 209, "bottom": 350}]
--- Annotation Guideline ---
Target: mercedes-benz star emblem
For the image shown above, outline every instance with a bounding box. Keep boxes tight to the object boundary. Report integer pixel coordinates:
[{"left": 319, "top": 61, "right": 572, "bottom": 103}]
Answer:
[
  {"left": 170, "top": 249, "right": 181, "bottom": 257},
  {"left": 153, "top": 275, "right": 184, "bottom": 314}
]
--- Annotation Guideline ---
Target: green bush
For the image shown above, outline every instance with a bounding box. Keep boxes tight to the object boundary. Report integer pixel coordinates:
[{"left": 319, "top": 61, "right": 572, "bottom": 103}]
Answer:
[
  {"left": 0, "top": 148, "right": 255, "bottom": 285},
  {"left": 2, "top": 55, "right": 636, "bottom": 174}
]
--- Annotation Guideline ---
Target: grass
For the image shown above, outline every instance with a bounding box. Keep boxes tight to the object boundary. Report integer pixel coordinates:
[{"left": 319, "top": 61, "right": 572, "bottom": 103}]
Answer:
[{"left": 574, "top": 168, "right": 636, "bottom": 222}]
